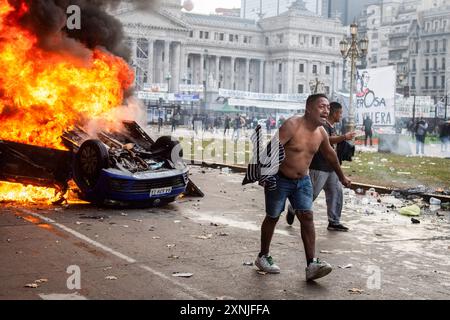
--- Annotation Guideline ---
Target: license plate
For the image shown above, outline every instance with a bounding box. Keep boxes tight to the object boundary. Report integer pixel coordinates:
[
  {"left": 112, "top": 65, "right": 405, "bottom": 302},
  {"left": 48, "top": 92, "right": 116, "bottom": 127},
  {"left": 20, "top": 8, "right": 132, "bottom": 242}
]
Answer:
[{"left": 149, "top": 187, "right": 172, "bottom": 196}]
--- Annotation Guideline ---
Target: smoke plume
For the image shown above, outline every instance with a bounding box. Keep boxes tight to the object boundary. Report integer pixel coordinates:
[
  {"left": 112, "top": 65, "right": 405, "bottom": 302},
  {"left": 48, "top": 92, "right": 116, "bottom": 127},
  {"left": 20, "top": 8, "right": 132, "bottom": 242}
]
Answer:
[{"left": 7, "top": 0, "right": 161, "bottom": 61}]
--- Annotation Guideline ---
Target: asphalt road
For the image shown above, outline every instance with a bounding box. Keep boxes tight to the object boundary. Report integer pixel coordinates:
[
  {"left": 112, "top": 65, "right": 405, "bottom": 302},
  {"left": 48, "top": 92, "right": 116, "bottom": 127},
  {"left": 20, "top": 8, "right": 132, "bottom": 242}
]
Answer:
[{"left": 1, "top": 166, "right": 450, "bottom": 300}]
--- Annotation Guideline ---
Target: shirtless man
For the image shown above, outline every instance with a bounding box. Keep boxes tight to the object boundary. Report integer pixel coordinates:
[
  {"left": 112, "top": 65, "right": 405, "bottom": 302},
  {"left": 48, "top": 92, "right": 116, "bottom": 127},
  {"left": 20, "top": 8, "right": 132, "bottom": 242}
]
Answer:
[{"left": 255, "top": 94, "right": 351, "bottom": 281}]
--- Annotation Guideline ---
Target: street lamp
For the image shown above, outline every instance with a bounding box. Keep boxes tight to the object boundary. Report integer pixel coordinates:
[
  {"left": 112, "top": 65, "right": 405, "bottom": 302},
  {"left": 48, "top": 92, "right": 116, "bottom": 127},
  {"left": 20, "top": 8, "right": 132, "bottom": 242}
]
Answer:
[
  {"left": 165, "top": 73, "right": 172, "bottom": 94},
  {"left": 340, "top": 23, "right": 369, "bottom": 132}
]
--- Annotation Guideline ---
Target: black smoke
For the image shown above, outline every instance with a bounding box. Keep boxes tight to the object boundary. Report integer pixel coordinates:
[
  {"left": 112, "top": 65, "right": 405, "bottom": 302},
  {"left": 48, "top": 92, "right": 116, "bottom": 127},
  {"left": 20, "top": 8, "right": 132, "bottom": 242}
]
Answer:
[{"left": 7, "top": 0, "right": 161, "bottom": 61}]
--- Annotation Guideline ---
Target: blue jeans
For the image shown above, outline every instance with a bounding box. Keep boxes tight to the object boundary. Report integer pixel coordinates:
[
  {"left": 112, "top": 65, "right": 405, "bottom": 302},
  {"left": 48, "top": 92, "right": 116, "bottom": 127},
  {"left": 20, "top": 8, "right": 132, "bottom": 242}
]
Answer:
[{"left": 264, "top": 173, "right": 313, "bottom": 218}]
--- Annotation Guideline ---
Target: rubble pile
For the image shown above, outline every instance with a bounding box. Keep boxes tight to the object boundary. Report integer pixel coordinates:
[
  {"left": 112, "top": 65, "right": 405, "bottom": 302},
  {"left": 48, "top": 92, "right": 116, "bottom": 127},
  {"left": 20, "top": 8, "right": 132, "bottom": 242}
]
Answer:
[{"left": 343, "top": 187, "right": 450, "bottom": 220}]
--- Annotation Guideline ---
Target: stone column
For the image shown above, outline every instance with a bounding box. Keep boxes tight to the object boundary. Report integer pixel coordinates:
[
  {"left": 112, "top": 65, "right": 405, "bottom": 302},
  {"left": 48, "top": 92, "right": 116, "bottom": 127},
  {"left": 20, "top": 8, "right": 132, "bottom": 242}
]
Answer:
[
  {"left": 287, "top": 59, "right": 294, "bottom": 94},
  {"left": 245, "top": 58, "right": 250, "bottom": 92},
  {"left": 259, "top": 59, "right": 265, "bottom": 93},
  {"left": 179, "top": 44, "right": 186, "bottom": 85},
  {"left": 147, "top": 40, "right": 155, "bottom": 83},
  {"left": 306, "top": 61, "right": 311, "bottom": 93},
  {"left": 215, "top": 56, "right": 220, "bottom": 89},
  {"left": 199, "top": 54, "right": 204, "bottom": 85},
  {"left": 230, "top": 57, "right": 235, "bottom": 90},
  {"left": 164, "top": 40, "right": 170, "bottom": 82},
  {"left": 172, "top": 42, "right": 181, "bottom": 93}
]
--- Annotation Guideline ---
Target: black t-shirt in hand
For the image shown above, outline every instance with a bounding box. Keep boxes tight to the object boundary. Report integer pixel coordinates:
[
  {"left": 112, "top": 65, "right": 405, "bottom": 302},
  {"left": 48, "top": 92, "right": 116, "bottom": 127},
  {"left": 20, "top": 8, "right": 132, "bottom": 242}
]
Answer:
[{"left": 309, "top": 121, "right": 336, "bottom": 172}]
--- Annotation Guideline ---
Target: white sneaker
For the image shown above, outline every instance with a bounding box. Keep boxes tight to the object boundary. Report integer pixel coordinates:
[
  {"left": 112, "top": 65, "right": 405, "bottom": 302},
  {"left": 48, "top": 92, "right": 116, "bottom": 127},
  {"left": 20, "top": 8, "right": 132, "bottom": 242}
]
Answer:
[
  {"left": 305, "top": 258, "right": 332, "bottom": 281},
  {"left": 255, "top": 255, "right": 280, "bottom": 274}
]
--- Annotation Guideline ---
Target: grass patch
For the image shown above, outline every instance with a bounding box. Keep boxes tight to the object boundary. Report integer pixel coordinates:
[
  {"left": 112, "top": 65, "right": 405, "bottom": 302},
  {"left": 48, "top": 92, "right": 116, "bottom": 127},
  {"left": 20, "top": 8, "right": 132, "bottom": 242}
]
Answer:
[
  {"left": 178, "top": 135, "right": 450, "bottom": 190},
  {"left": 342, "top": 152, "right": 450, "bottom": 190}
]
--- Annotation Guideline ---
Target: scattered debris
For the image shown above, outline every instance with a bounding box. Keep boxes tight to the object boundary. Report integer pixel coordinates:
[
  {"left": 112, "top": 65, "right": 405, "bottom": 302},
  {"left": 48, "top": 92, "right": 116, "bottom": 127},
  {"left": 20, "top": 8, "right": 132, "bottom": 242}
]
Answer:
[
  {"left": 399, "top": 204, "right": 421, "bottom": 217},
  {"left": 243, "top": 262, "right": 254, "bottom": 266},
  {"left": 75, "top": 221, "right": 83, "bottom": 225},
  {"left": 24, "top": 283, "right": 39, "bottom": 288},
  {"left": 195, "top": 234, "right": 213, "bottom": 240},
  {"left": 338, "top": 264, "right": 353, "bottom": 269},
  {"left": 348, "top": 288, "right": 364, "bottom": 294},
  {"left": 122, "top": 225, "right": 129, "bottom": 228},
  {"left": 6, "top": 238, "right": 11, "bottom": 243},
  {"left": 429, "top": 197, "right": 441, "bottom": 206},
  {"left": 105, "top": 276, "right": 118, "bottom": 280},
  {"left": 256, "top": 271, "right": 267, "bottom": 275},
  {"left": 172, "top": 272, "right": 193, "bottom": 278},
  {"left": 411, "top": 218, "right": 420, "bottom": 224},
  {"left": 166, "top": 244, "right": 176, "bottom": 248},
  {"left": 34, "top": 279, "right": 48, "bottom": 284},
  {"left": 152, "top": 236, "right": 160, "bottom": 239}
]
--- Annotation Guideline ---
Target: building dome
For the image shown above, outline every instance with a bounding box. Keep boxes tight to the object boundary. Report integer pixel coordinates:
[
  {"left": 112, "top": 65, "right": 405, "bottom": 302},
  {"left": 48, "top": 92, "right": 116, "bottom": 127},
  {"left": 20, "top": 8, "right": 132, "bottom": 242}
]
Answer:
[{"left": 183, "top": 0, "right": 194, "bottom": 12}]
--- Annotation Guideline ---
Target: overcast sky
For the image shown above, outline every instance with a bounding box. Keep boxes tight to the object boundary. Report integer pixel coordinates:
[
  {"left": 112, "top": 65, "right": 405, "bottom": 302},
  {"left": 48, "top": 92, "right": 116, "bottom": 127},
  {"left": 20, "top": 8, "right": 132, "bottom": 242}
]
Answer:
[{"left": 181, "top": 0, "right": 242, "bottom": 15}]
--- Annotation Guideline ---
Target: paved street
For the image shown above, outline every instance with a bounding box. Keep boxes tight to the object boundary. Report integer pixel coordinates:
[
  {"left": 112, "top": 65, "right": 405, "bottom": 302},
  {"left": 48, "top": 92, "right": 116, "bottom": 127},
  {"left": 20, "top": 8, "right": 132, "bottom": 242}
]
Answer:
[{"left": 1, "top": 166, "right": 449, "bottom": 300}]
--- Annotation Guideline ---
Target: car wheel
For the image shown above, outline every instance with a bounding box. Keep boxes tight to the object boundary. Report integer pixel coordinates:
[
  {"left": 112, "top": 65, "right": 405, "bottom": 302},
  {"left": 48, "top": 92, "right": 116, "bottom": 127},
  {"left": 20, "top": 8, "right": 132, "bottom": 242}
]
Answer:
[
  {"left": 73, "top": 139, "right": 109, "bottom": 191},
  {"left": 151, "top": 136, "right": 183, "bottom": 160}
]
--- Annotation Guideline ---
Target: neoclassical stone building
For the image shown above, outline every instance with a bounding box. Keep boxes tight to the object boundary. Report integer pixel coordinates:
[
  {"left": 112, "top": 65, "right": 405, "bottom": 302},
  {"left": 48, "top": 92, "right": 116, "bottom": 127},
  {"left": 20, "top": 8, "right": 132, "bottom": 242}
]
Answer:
[{"left": 113, "top": 0, "right": 345, "bottom": 109}]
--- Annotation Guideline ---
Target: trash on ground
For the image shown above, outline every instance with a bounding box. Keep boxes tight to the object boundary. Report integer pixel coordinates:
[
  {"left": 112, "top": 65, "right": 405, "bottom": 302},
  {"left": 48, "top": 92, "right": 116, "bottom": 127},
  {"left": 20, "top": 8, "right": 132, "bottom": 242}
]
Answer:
[
  {"left": 105, "top": 276, "right": 118, "bottom": 280},
  {"left": 172, "top": 272, "right": 193, "bottom": 278},
  {"left": 348, "top": 288, "right": 364, "bottom": 294},
  {"left": 243, "top": 262, "right": 254, "bottom": 266},
  {"left": 166, "top": 244, "right": 176, "bottom": 248},
  {"left": 429, "top": 197, "right": 441, "bottom": 205},
  {"left": 411, "top": 218, "right": 420, "bottom": 224},
  {"left": 399, "top": 204, "right": 421, "bottom": 217},
  {"left": 152, "top": 236, "right": 160, "bottom": 239},
  {"left": 195, "top": 234, "right": 213, "bottom": 240},
  {"left": 34, "top": 279, "right": 48, "bottom": 283},
  {"left": 256, "top": 271, "right": 267, "bottom": 275},
  {"left": 338, "top": 264, "right": 353, "bottom": 269},
  {"left": 24, "top": 283, "right": 39, "bottom": 288}
]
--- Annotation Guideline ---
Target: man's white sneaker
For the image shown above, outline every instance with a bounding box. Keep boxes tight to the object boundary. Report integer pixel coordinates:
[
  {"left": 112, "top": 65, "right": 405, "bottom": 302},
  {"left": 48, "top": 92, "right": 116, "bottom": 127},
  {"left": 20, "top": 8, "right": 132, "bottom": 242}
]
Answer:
[
  {"left": 255, "top": 255, "right": 280, "bottom": 274},
  {"left": 305, "top": 258, "right": 332, "bottom": 281}
]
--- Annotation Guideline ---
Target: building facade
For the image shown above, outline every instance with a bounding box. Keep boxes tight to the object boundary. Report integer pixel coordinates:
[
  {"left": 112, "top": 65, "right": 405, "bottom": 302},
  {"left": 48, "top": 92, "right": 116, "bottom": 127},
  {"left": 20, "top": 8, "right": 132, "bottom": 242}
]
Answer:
[
  {"left": 113, "top": 0, "right": 345, "bottom": 107},
  {"left": 356, "top": 0, "right": 449, "bottom": 98},
  {"left": 240, "top": 0, "right": 324, "bottom": 20},
  {"left": 409, "top": 3, "right": 450, "bottom": 101}
]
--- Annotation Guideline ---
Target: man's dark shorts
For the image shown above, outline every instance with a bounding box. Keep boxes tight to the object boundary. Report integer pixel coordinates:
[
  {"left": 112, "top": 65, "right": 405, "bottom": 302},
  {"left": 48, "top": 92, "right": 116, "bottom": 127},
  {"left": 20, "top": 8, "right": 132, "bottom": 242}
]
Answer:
[{"left": 264, "top": 172, "right": 313, "bottom": 218}]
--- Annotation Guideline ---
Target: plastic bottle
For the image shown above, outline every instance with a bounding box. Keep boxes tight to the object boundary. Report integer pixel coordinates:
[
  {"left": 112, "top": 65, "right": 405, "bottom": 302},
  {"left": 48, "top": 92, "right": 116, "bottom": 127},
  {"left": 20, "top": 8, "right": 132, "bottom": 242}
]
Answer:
[{"left": 429, "top": 197, "right": 441, "bottom": 206}]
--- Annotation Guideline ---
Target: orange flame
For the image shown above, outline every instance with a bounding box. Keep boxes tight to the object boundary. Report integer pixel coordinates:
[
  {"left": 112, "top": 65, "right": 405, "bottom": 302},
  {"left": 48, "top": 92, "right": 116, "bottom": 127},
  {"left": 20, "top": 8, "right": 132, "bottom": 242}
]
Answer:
[
  {"left": 0, "top": 0, "right": 134, "bottom": 149},
  {"left": 0, "top": 0, "right": 135, "bottom": 202}
]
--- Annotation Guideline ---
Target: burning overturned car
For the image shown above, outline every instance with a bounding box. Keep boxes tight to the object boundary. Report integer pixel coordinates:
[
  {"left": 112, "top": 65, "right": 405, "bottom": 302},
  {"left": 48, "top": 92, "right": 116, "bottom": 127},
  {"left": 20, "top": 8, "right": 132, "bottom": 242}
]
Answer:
[
  {"left": 0, "top": 0, "right": 205, "bottom": 206},
  {"left": 0, "top": 121, "right": 189, "bottom": 206}
]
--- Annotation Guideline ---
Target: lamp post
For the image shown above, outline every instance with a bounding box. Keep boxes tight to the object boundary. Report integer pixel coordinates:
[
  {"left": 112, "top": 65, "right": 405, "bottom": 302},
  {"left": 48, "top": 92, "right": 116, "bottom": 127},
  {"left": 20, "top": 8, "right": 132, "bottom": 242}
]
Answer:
[
  {"left": 165, "top": 73, "right": 172, "bottom": 94},
  {"left": 340, "top": 23, "right": 369, "bottom": 132}
]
